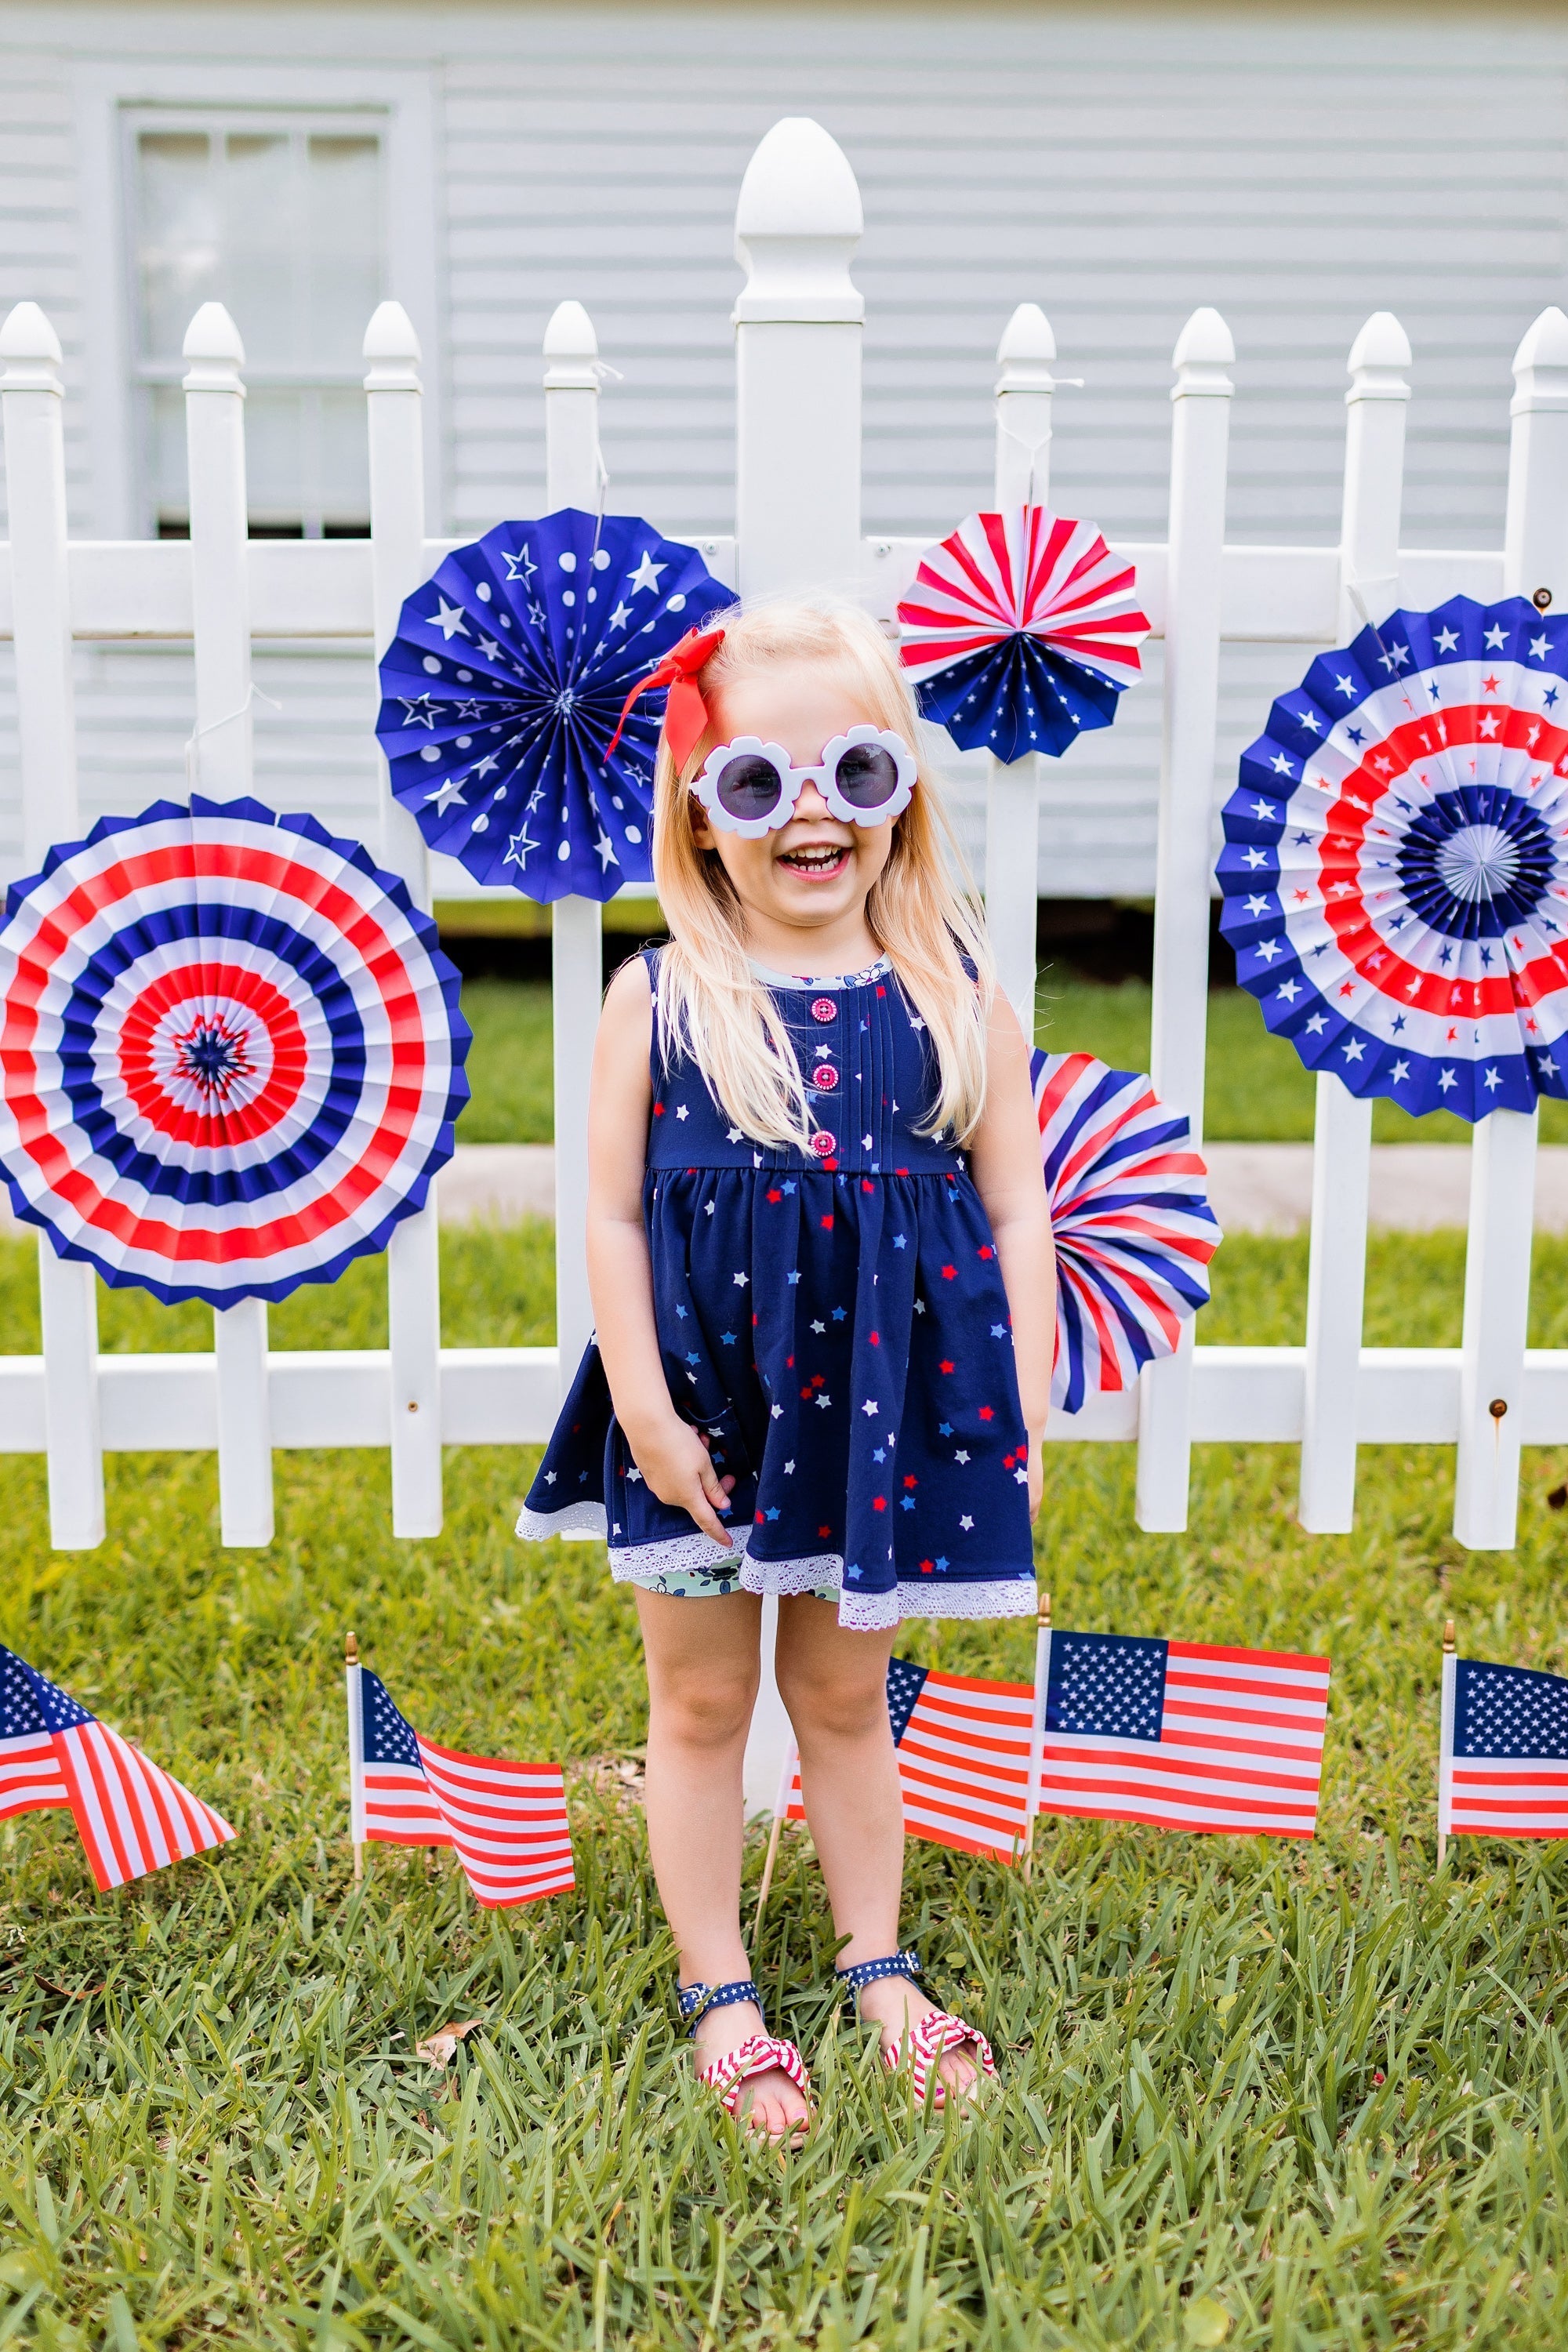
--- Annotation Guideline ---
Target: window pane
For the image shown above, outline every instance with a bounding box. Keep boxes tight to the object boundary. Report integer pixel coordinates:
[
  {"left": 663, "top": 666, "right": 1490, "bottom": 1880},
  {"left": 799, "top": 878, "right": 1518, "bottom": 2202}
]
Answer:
[
  {"left": 316, "top": 387, "right": 372, "bottom": 530},
  {"left": 307, "top": 136, "right": 383, "bottom": 368},
  {"left": 147, "top": 383, "right": 190, "bottom": 528},
  {"left": 135, "top": 132, "right": 216, "bottom": 361},
  {"left": 128, "top": 111, "right": 386, "bottom": 535},
  {"left": 245, "top": 387, "right": 307, "bottom": 528},
  {"left": 223, "top": 132, "right": 301, "bottom": 371}
]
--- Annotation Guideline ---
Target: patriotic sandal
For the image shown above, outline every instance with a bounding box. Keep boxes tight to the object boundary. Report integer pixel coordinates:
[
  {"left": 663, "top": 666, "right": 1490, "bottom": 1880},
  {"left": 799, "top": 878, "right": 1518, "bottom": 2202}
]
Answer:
[
  {"left": 837, "top": 1949, "right": 996, "bottom": 2107},
  {"left": 677, "top": 1977, "right": 812, "bottom": 2135}
]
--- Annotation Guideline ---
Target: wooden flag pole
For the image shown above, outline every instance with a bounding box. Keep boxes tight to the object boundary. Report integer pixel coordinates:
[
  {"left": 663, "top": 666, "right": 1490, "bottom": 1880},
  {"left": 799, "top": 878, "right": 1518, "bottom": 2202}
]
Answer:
[
  {"left": 753, "top": 1737, "right": 797, "bottom": 1933},
  {"left": 346, "top": 1628, "right": 365, "bottom": 1883},
  {"left": 1023, "top": 1591, "right": 1051, "bottom": 1885},
  {"left": 1437, "top": 1617, "right": 1457, "bottom": 1871}
]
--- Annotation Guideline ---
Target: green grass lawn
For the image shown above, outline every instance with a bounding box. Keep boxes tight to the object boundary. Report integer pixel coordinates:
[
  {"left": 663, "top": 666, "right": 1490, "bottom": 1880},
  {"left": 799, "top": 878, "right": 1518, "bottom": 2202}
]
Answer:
[
  {"left": 452, "top": 971, "right": 1568, "bottom": 1147},
  {"left": 5, "top": 1226, "right": 1568, "bottom": 2347}
]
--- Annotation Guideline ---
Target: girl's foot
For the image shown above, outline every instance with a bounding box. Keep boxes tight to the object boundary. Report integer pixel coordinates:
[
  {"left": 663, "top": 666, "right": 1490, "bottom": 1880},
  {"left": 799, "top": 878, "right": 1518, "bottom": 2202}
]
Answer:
[
  {"left": 855, "top": 1973, "right": 987, "bottom": 2103},
  {"left": 691, "top": 1999, "right": 811, "bottom": 2140}
]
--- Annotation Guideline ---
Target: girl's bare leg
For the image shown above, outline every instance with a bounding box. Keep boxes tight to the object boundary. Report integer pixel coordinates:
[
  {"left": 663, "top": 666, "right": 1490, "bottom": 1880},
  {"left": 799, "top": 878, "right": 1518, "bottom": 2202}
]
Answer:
[
  {"left": 775, "top": 1596, "right": 982, "bottom": 2097},
  {"left": 633, "top": 1586, "right": 808, "bottom": 2136}
]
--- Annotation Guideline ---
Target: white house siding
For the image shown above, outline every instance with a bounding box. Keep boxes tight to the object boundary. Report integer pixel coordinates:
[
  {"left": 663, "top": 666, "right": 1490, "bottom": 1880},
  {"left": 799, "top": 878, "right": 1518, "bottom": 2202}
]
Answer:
[{"left": 1, "top": 2, "right": 1566, "bottom": 895}]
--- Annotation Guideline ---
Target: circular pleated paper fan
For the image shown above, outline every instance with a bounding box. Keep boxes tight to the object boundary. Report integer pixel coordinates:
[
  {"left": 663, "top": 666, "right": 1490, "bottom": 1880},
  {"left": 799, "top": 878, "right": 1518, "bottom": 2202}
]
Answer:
[
  {"left": 1031, "top": 1048, "right": 1221, "bottom": 1415},
  {"left": 1218, "top": 593, "right": 1568, "bottom": 1121},
  {"left": 898, "top": 506, "right": 1150, "bottom": 762},
  {"left": 376, "top": 507, "right": 730, "bottom": 902},
  {"left": 0, "top": 796, "right": 470, "bottom": 1306}
]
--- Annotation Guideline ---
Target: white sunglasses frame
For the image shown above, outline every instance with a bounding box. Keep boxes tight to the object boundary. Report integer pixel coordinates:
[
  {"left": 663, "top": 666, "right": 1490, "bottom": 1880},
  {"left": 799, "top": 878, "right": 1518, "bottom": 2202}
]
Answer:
[{"left": 691, "top": 724, "right": 917, "bottom": 840}]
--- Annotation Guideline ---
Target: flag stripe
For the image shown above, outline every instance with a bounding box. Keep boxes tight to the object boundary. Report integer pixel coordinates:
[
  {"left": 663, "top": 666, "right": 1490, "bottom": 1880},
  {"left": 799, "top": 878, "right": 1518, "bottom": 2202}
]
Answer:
[
  {"left": 53, "top": 1721, "right": 232, "bottom": 1893},
  {"left": 0, "top": 1733, "right": 71, "bottom": 1817}
]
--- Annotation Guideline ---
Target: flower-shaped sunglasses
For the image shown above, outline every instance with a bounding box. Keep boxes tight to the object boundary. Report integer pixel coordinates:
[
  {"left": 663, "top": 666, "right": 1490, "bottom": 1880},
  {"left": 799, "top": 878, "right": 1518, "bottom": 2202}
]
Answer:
[{"left": 691, "top": 726, "right": 916, "bottom": 839}]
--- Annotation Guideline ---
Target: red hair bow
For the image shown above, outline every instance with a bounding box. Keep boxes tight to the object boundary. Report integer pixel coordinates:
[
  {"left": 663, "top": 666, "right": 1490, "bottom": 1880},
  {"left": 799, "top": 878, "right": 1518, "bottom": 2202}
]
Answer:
[{"left": 605, "top": 625, "right": 725, "bottom": 771}]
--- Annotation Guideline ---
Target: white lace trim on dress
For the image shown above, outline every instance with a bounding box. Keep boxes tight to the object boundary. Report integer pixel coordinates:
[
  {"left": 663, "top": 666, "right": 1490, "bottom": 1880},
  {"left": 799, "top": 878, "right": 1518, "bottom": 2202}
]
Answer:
[
  {"left": 833, "top": 1577, "right": 1040, "bottom": 1631},
  {"left": 521, "top": 1504, "right": 1035, "bottom": 1628},
  {"left": 515, "top": 1500, "right": 608, "bottom": 1541}
]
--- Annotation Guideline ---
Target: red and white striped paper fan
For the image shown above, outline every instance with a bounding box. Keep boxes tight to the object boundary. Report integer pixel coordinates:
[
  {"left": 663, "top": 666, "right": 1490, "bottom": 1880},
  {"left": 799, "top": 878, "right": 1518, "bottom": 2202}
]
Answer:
[{"left": 1032, "top": 1049, "right": 1221, "bottom": 1414}]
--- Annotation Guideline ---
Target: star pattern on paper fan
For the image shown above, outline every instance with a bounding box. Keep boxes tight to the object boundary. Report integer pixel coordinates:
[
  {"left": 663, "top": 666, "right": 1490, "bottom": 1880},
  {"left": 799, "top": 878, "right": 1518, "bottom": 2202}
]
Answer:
[{"left": 429, "top": 598, "right": 471, "bottom": 642}]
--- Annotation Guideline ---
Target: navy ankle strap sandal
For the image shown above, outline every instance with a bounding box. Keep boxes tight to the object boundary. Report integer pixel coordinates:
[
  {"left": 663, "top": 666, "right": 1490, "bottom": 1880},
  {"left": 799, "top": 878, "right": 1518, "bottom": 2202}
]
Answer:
[
  {"left": 676, "top": 1976, "right": 812, "bottom": 2132},
  {"left": 835, "top": 1947, "right": 925, "bottom": 2020},
  {"left": 833, "top": 1948, "right": 996, "bottom": 2107},
  {"left": 676, "top": 1976, "right": 764, "bottom": 2034}
]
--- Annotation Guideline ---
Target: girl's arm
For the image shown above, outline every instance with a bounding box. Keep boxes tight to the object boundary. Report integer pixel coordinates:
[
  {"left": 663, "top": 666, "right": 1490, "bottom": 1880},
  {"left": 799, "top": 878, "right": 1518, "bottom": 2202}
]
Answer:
[
  {"left": 586, "top": 958, "right": 735, "bottom": 1545},
  {"left": 966, "top": 989, "right": 1055, "bottom": 1516}
]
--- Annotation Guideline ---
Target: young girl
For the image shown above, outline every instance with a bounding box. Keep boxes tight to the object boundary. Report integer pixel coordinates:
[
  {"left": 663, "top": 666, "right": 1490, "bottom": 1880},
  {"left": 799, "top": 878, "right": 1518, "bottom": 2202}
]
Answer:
[{"left": 519, "top": 601, "right": 1054, "bottom": 2136}]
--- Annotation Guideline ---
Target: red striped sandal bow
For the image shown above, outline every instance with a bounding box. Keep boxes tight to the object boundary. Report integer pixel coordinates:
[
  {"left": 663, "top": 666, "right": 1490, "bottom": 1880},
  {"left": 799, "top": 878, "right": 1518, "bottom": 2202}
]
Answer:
[
  {"left": 677, "top": 1976, "right": 812, "bottom": 2137},
  {"left": 837, "top": 1949, "right": 996, "bottom": 2108}
]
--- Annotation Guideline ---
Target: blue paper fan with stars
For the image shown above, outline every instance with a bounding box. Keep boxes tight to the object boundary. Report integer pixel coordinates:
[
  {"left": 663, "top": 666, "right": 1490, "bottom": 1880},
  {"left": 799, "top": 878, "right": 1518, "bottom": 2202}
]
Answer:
[
  {"left": 1218, "top": 593, "right": 1568, "bottom": 1121},
  {"left": 375, "top": 510, "right": 729, "bottom": 901}
]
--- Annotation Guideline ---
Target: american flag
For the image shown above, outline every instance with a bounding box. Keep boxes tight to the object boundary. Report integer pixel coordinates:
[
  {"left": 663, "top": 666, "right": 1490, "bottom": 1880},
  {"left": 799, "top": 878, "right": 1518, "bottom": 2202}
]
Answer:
[
  {"left": 786, "top": 1657, "right": 1036, "bottom": 1860},
  {"left": 0, "top": 1644, "right": 233, "bottom": 1891},
  {"left": 1439, "top": 1654, "right": 1568, "bottom": 1840},
  {"left": 1037, "top": 1632, "right": 1330, "bottom": 1837},
  {"left": 348, "top": 1661, "right": 574, "bottom": 1907}
]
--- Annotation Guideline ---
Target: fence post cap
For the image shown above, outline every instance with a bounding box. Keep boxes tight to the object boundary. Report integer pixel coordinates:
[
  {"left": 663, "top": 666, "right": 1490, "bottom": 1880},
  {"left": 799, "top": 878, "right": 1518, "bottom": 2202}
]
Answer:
[
  {"left": 1345, "top": 310, "right": 1411, "bottom": 407},
  {"left": 182, "top": 301, "right": 245, "bottom": 395},
  {"left": 1515, "top": 303, "right": 1568, "bottom": 372},
  {"left": 543, "top": 299, "right": 600, "bottom": 390},
  {"left": 0, "top": 299, "right": 63, "bottom": 365},
  {"left": 1348, "top": 310, "right": 1412, "bottom": 373},
  {"left": 1172, "top": 307, "right": 1234, "bottom": 368},
  {"left": 363, "top": 299, "right": 422, "bottom": 391},
  {"left": 736, "top": 116, "right": 862, "bottom": 241},
  {"left": 182, "top": 301, "right": 245, "bottom": 364},
  {"left": 1171, "top": 306, "right": 1234, "bottom": 400},
  {"left": 996, "top": 301, "right": 1057, "bottom": 396},
  {"left": 733, "top": 117, "right": 865, "bottom": 326},
  {"left": 0, "top": 299, "right": 64, "bottom": 394},
  {"left": 1512, "top": 305, "right": 1568, "bottom": 417}
]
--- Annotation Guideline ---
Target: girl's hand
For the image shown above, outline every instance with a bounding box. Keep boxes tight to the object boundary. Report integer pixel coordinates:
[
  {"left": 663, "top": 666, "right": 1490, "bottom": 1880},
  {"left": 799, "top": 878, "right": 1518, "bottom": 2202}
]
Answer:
[
  {"left": 629, "top": 1417, "right": 738, "bottom": 1548},
  {"left": 1028, "top": 1432, "right": 1045, "bottom": 1520}
]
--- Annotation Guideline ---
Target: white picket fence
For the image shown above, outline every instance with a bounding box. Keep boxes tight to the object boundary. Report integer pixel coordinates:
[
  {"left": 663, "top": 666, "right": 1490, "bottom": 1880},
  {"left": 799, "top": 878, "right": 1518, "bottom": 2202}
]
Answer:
[{"left": 2, "top": 113, "right": 1567, "bottom": 1566}]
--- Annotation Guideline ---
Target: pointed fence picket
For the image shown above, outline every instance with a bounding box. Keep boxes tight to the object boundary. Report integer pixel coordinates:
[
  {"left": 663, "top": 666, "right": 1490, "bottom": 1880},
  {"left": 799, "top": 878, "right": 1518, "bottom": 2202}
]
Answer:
[
  {"left": 1, "top": 118, "right": 1566, "bottom": 1649},
  {"left": 1296, "top": 312, "right": 1409, "bottom": 1537}
]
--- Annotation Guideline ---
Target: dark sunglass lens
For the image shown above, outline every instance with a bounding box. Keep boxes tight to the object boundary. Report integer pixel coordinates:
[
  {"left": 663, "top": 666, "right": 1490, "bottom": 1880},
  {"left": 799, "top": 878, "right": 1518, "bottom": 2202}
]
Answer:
[
  {"left": 715, "top": 753, "right": 786, "bottom": 821},
  {"left": 833, "top": 743, "right": 900, "bottom": 808}
]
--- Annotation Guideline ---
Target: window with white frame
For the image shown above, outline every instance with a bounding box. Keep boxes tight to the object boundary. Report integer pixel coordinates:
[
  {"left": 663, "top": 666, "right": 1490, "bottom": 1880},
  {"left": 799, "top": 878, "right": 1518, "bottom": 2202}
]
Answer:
[{"left": 126, "top": 114, "right": 386, "bottom": 538}]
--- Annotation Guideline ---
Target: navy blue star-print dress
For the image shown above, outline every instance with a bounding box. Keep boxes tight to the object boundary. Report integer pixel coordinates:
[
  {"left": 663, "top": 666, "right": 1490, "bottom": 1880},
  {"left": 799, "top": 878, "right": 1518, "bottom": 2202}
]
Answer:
[{"left": 516, "top": 951, "right": 1037, "bottom": 1632}]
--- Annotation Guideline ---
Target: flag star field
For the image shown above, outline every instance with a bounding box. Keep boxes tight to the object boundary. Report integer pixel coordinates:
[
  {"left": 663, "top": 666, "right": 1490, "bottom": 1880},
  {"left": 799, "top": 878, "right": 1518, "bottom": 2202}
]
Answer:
[{"left": 1454, "top": 1661, "right": 1568, "bottom": 1759}]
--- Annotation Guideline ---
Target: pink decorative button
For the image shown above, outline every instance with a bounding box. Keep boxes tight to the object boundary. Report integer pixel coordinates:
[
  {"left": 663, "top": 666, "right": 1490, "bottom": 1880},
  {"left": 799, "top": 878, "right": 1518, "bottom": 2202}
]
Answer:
[
  {"left": 810, "top": 1131, "right": 837, "bottom": 1158},
  {"left": 811, "top": 1064, "right": 839, "bottom": 1091},
  {"left": 811, "top": 996, "right": 837, "bottom": 1023}
]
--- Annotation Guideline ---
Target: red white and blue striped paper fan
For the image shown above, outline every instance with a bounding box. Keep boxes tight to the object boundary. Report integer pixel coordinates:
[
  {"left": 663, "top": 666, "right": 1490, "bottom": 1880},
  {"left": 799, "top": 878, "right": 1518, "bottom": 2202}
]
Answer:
[
  {"left": 1032, "top": 1048, "right": 1220, "bottom": 1414},
  {"left": 898, "top": 507, "right": 1150, "bottom": 762},
  {"left": 0, "top": 796, "right": 470, "bottom": 1307},
  {"left": 1218, "top": 594, "right": 1568, "bottom": 1121}
]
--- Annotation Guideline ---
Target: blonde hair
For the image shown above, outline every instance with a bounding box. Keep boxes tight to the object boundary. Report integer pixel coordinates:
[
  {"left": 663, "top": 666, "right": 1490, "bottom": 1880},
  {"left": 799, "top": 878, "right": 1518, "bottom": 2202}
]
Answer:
[{"left": 650, "top": 598, "right": 996, "bottom": 1149}]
